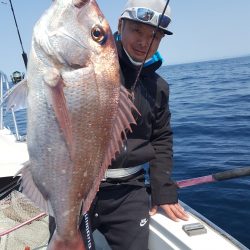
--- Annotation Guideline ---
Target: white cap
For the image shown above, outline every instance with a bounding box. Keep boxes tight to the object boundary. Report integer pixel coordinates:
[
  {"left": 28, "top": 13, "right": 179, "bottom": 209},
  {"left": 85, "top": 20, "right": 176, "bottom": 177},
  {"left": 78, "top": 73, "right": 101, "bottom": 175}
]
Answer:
[{"left": 120, "top": 0, "right": 173, "bottom": 35}]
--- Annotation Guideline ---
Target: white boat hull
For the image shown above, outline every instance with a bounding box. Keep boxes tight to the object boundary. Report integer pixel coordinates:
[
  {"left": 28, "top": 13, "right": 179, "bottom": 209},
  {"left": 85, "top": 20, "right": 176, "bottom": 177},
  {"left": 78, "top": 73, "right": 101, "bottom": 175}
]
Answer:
[
  {"left": 0, "top": 128, "right": 28, "bottom": 178},
  {"left": 93, "top": 202, "right": 247, "bottom": 250}
]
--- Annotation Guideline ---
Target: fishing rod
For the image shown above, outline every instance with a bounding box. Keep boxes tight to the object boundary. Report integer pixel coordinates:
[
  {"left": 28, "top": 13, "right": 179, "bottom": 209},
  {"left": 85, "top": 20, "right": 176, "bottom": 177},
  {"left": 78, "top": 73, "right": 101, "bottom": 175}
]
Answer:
[
  {"left": 1, "top": 166, "right": 250, "bottom": 238},
  {"left": 6, "top": 165, "right": 247, "bottom": 201},
  {"left": 177, "top": 166, "right": 250, "bottom": 188},
  {"left": 131, "top": 0, "right": 170, "bottom": 93},
  {"left": 8, "top": 0, "right": 28, "bottom": 69}
]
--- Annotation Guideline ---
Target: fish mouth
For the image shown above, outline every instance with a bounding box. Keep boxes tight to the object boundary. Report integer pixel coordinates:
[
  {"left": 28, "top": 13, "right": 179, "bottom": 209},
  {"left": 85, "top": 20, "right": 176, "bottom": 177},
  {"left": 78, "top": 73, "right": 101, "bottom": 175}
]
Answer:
[
  {"left": 69, "top": 63, "right": 84, "bottom": 69},
  {"left": 73, "top": 0, "right": 90, "bottom": 8}
]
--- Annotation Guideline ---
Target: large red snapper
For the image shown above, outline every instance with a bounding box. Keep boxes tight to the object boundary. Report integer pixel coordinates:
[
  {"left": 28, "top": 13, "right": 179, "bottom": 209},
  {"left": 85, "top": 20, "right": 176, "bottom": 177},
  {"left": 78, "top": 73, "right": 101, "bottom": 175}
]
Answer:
[{"left": 7, "top": 0, "right": 137, "bottom": 249}]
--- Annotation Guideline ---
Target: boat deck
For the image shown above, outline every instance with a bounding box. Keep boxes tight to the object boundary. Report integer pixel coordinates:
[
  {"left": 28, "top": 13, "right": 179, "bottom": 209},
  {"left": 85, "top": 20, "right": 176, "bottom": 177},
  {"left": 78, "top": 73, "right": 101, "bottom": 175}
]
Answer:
[
  {"left": 0, "top": 128, "right": 28, "bottom": 177},
  {"left": 93, "top": 202, "right": 247, "bottom": 250}
]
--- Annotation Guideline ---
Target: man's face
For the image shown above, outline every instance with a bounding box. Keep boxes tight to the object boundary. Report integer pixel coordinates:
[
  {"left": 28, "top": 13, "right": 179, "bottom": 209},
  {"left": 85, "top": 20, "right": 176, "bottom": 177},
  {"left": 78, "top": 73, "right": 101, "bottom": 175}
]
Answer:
[{"left": 119, "top": 19, "right": 165, "bottom": 63}]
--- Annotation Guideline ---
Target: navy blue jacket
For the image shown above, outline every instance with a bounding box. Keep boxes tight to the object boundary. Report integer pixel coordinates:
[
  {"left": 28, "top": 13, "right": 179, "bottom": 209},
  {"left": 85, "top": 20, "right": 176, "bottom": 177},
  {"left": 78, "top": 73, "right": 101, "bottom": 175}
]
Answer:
[{"left": 105, "top": 36, "right": 178, "bottom": 205}]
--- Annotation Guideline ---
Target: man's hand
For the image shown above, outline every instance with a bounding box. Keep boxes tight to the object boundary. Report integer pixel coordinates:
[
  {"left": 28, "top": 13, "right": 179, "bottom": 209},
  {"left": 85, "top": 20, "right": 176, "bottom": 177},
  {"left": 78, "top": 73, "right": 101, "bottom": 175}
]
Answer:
[{"left": 149, "top": 203, "right": 189, "bottom": 222}]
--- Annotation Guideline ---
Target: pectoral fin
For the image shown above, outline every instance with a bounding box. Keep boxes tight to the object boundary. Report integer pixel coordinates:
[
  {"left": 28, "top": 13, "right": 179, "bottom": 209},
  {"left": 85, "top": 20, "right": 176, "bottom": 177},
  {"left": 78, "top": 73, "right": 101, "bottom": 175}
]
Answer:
[{"left": 44, "top": 69, "right": 73, "bottom": 154}]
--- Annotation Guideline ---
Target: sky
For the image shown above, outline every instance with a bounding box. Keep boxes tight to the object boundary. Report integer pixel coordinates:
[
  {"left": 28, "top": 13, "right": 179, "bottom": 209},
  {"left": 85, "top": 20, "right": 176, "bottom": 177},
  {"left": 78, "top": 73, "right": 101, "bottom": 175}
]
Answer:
[{"left": 0, "top": 0, "right": 250, "bottom": 77}]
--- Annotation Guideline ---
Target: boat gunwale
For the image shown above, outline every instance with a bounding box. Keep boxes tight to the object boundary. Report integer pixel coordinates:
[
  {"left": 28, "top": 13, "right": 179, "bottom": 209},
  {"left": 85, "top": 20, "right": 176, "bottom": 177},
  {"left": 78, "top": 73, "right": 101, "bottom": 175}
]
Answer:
[{"left": 180, "top": 201, "right": 249, "bottom": 250}]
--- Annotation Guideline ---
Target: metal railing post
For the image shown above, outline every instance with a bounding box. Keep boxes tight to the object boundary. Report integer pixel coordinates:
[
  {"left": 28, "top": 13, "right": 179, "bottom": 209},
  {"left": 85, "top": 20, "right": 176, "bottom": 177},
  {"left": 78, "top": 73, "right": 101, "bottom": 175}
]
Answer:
[
  {"left": 0, "top": 72, "right": 4, "bottom": 130},
  {"left": 0, "top": 71, "right": 20, "bottom": 140}
]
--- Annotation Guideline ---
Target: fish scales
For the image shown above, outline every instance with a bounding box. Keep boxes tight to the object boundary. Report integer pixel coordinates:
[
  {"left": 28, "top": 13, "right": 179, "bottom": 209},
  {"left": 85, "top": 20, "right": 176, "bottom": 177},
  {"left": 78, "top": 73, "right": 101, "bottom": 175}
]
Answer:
[{"left": 3, "top": 0, "right": 138, "bottom": 249}]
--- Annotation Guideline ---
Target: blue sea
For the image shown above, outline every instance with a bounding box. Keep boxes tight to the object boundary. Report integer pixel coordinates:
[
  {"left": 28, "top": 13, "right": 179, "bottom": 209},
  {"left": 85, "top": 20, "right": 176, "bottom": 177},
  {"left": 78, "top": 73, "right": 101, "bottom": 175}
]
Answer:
[{"left": 3, "top": 55, "right": 250, "bottom": 248}]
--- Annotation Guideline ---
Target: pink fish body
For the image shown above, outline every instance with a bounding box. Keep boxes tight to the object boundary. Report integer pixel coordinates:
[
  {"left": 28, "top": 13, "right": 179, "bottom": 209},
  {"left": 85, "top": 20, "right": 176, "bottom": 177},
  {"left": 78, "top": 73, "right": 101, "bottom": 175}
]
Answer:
[{"left": 14, "top": 0, "right": 137, "bottom": 249}]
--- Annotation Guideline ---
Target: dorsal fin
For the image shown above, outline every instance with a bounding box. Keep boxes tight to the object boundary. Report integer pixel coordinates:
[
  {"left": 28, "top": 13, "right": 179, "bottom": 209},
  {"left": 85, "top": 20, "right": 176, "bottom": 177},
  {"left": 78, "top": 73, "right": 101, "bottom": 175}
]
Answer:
[{"left": 82, "top": 85, "right": 139, "bottom": 213}]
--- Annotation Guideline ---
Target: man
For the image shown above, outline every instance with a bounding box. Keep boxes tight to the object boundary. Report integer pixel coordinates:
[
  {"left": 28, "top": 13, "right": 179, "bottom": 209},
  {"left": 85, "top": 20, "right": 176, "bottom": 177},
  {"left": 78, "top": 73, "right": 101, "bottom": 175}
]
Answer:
[{"left": 85, "top": 0, "right": 189, "bottom": 249}]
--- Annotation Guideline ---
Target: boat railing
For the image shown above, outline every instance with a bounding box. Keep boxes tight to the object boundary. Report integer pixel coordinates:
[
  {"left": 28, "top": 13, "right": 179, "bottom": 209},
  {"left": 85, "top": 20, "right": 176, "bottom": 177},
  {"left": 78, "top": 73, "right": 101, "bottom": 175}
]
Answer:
[{"left": 0, "top": 70, "right": 21, "bottom": 141}]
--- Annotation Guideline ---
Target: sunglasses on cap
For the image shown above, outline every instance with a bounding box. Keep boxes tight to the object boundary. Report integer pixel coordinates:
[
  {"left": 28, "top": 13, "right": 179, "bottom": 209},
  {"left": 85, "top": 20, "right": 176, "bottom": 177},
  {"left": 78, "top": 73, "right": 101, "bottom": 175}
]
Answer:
[{"left": 123, "top": 7, "right": 171, "bottom": 30}]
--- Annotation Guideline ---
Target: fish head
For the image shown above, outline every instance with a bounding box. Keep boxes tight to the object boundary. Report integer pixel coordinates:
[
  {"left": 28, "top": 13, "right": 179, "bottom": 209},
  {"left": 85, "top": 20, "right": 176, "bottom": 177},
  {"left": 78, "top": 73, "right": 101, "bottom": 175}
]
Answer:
[{"left": 38, "top": 0, "right": 118, "bottom": 71}]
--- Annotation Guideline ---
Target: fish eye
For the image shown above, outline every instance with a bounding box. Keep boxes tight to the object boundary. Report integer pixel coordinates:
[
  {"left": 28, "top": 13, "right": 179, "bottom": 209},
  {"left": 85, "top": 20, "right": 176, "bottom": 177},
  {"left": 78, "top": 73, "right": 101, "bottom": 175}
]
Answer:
[{"left": 91, "top": 25, "right": 107, "bottom": 45}]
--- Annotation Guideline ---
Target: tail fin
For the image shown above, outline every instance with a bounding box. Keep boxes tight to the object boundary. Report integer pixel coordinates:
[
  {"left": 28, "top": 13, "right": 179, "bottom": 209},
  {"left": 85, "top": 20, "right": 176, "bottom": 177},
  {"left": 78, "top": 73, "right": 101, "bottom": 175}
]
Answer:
[{"left": 48, "top": 230, "right": 86, "bottom": 250}]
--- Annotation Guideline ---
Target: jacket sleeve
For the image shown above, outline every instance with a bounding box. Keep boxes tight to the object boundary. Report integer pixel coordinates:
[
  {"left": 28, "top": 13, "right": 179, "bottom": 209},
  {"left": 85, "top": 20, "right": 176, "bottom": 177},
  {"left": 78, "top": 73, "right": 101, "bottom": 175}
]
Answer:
[{"left": 149, "top": 78, "right": 178, "bottom": 206}]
